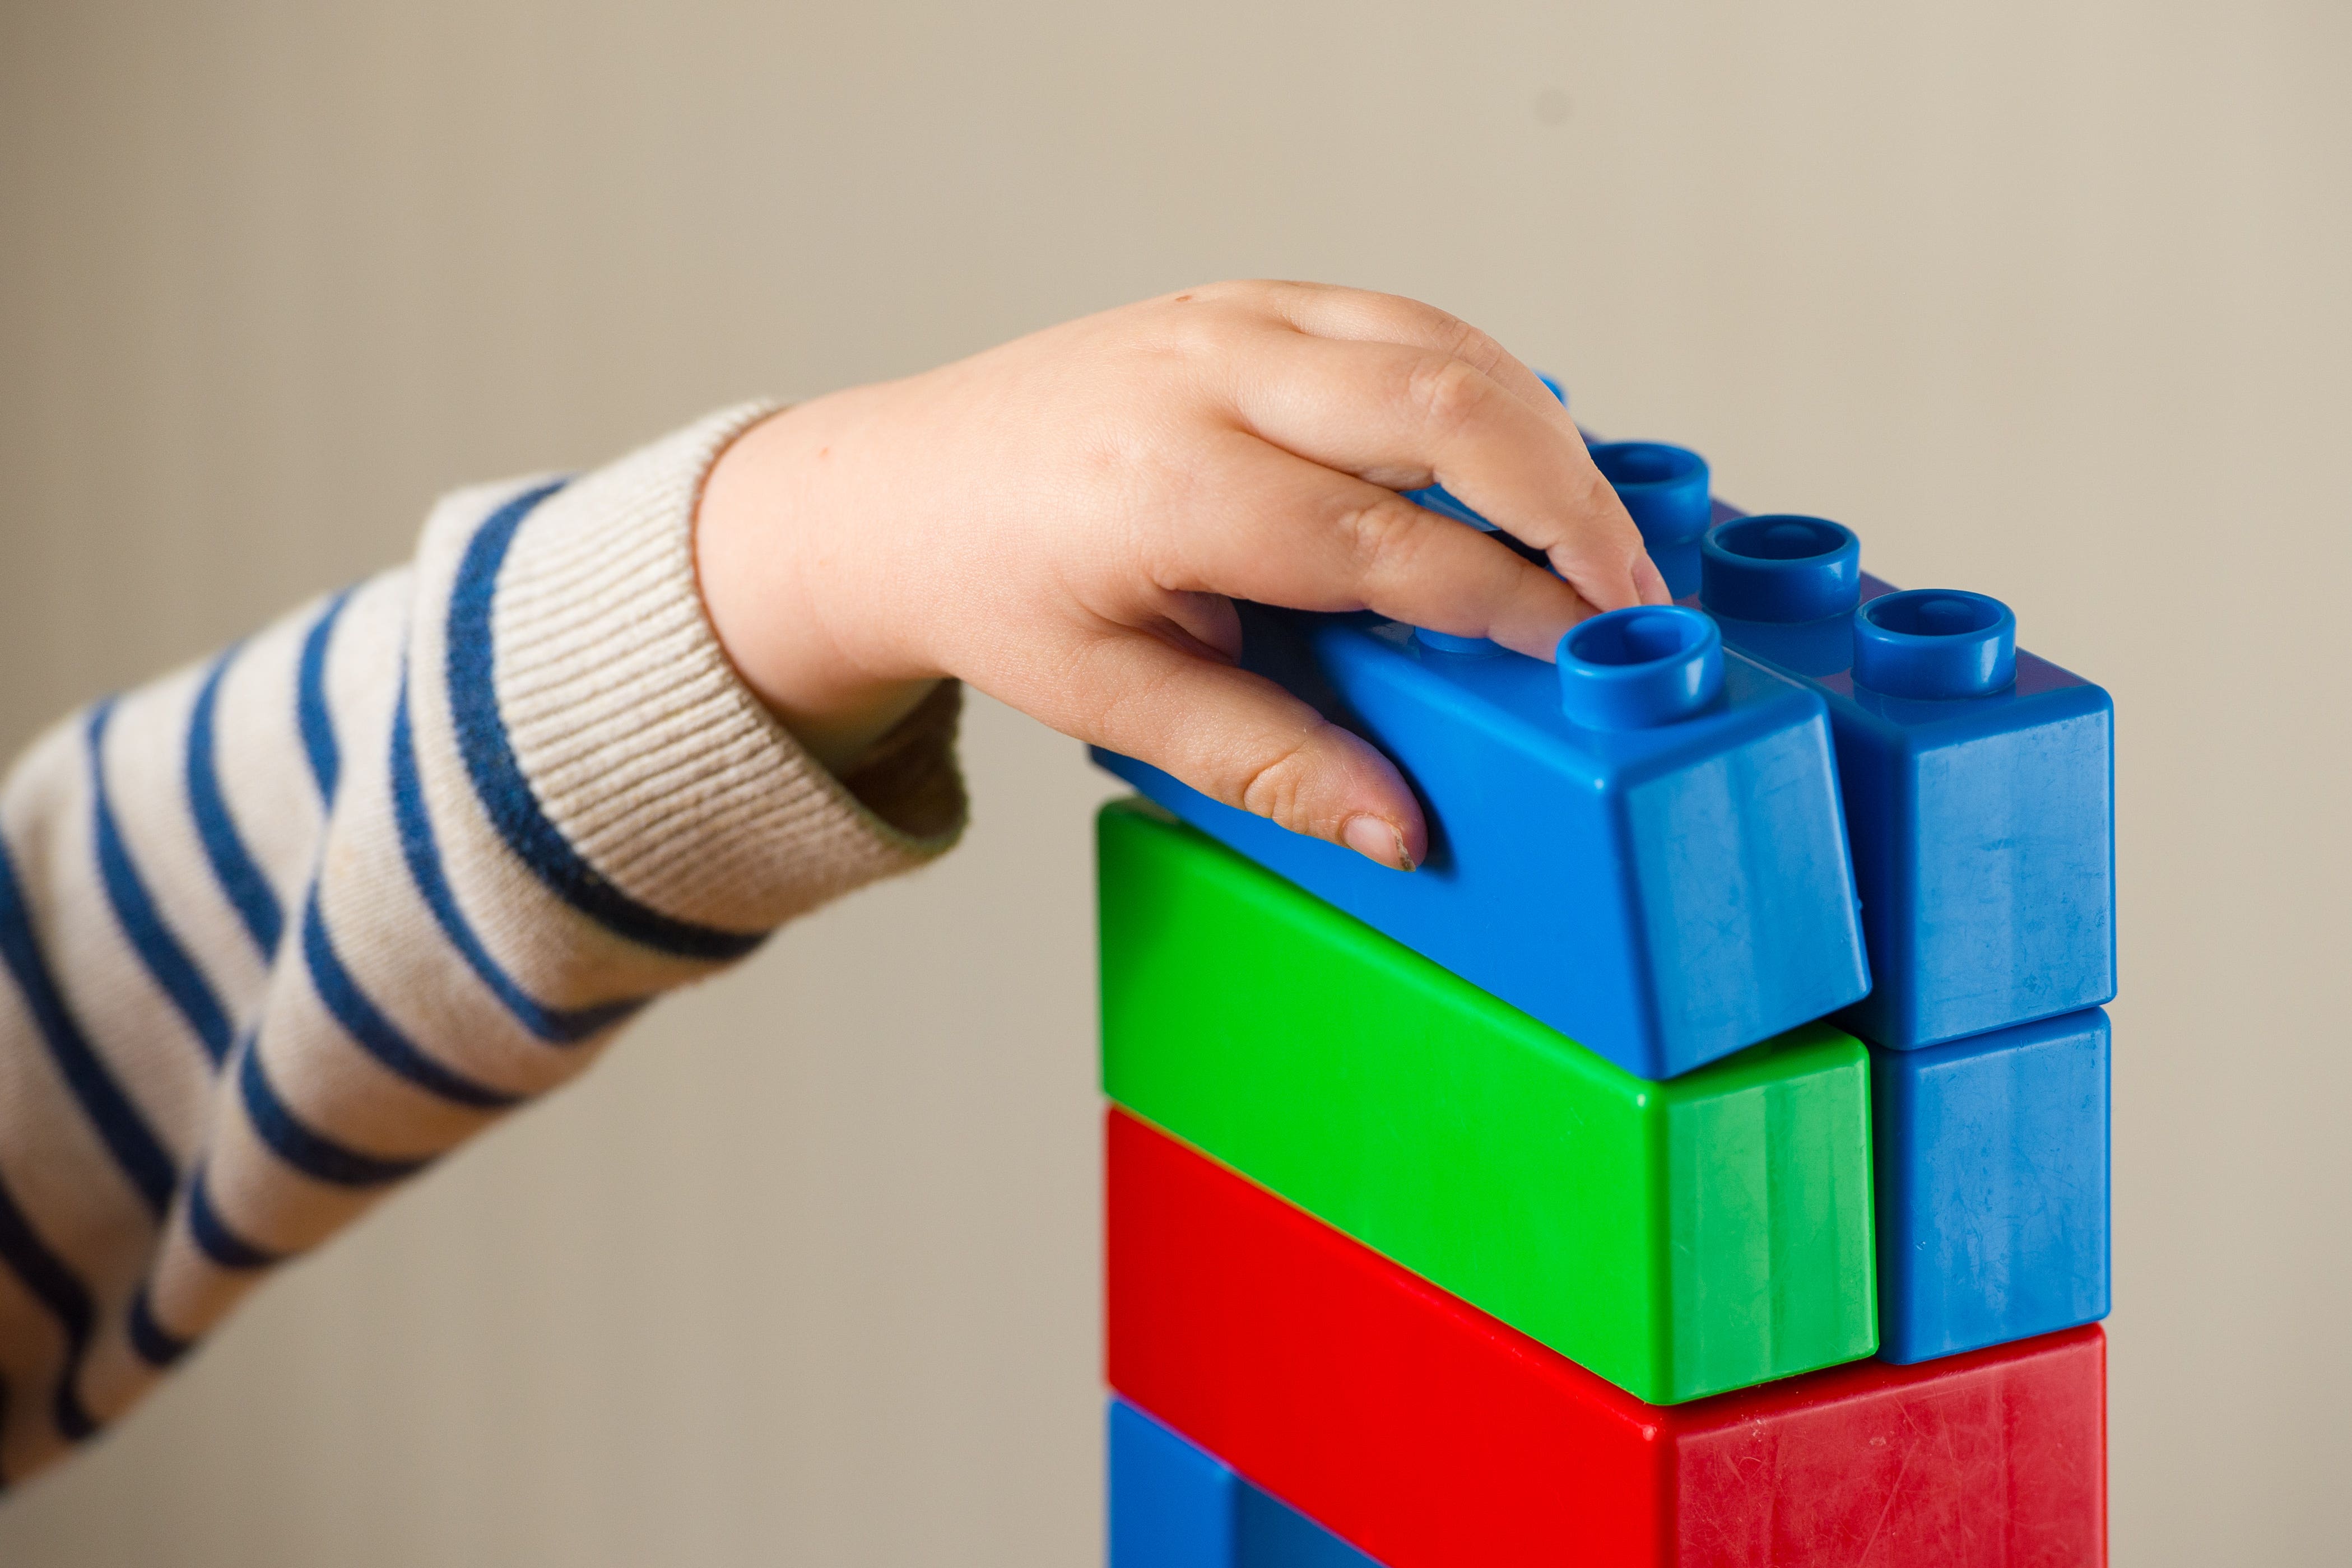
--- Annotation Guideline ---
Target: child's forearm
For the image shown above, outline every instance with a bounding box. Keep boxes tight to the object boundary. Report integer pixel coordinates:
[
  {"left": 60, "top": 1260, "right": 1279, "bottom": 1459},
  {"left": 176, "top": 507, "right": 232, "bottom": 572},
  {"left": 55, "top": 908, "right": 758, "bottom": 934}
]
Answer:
[{"left": 0, "top": 406, "right": 960, "bottom": 1483}]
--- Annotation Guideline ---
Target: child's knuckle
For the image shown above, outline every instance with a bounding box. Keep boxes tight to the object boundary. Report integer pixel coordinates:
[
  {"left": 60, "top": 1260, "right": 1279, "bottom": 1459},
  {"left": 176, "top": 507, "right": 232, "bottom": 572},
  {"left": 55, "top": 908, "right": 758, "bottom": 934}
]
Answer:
[
  {"left": 1406, "top": 353, "right": 1494, "bottom": 438},
  {"left": 1334, "top": 494, "right": 1430, "bottom": 576},
  {"left": 1235, "top": 735, "right": 1317, "bottom": 825}
]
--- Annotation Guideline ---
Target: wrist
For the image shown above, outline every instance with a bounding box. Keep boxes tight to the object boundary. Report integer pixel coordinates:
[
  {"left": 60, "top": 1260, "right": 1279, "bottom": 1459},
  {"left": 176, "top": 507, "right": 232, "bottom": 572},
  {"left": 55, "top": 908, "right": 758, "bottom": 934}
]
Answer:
[{"left": 694, "top": 397, "right": 938, "bottom": 774}]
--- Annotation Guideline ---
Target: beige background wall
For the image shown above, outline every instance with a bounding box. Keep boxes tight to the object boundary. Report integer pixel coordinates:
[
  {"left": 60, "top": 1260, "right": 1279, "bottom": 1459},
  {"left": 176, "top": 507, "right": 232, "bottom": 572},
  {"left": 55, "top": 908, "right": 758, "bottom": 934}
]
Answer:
[{"left": 1, "top": 1, "right": 2345, "bottom": 1562}]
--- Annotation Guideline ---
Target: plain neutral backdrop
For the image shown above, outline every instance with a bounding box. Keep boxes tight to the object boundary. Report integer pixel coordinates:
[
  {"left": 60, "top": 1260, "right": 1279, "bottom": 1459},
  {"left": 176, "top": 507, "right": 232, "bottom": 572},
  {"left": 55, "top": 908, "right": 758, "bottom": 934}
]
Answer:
[{"left": 1, "top": 1, "right": 2346, "bottom": 1562}]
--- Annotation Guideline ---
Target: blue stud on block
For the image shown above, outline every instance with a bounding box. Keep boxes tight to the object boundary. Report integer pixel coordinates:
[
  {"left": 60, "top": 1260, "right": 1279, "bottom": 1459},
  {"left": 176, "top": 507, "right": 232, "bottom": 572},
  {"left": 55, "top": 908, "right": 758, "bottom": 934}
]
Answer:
[
  {"left": 1092, "top": 601, "right": 1870, "bottom": 1081},
  {"left": 1590, "top": 441, "right": 1713, "bottom": 598},
  {"left": 1109, "top": 1399, "right": 1382, "bottom": 1568},
  {"left": 1872, "top": 1008, "right": 2112, "bottom": 1363},
  {"left": 1696, "top": 515, "right": 2117, "bottom": 1049}
]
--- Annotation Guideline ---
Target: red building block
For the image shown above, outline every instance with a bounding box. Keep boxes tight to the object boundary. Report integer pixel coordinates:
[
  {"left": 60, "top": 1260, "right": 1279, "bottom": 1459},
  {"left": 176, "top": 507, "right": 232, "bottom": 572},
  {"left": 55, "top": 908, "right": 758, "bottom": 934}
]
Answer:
[{"left": 1107, "top": 1110, "right": 2106, "bottom": 1567}]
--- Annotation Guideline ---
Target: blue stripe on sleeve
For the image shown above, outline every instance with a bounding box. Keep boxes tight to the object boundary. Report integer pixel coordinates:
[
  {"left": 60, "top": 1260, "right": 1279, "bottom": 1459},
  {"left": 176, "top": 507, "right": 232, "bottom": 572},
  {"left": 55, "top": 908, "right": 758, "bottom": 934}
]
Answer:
[
  {"left": 301, "top": 893, "right": 522, "bottom": 1110},
  {"left": 88, "top": 701, "right": 233, "bottom": 1068},
  {"left": 236, "top": 1040, "right": 431, "bottom": 1188},
  {"left": 389, "top": 680, "right": 643, "bottom": 1046},
  {"left": 125, "top": 1283, "right": 190, "bottom": 1369},
  {"left": 0, "top": 1166, "right": 100, "bottom": 1441},
  {"left": 187, "top": 645, "right": 285, "bottom": 959},
  {"left": 444, "top": 482, "right": 765, "bottom": 964},
  {"left": 298, "top": 589, "right": 355, "bottom": 805},
  {"left": 186, "top": 1164, "right": 280, "bottom": 1271},
  {"left": 0, "top": 829, "right": 177, "bottom": 1221}
]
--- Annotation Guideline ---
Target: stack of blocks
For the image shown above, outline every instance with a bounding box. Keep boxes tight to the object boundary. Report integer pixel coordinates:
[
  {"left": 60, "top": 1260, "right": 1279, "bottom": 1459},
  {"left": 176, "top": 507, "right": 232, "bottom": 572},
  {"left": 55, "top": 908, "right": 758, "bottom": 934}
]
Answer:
[{"left": 1090, "top": 426, "right": 2114, "bottom": 1566}]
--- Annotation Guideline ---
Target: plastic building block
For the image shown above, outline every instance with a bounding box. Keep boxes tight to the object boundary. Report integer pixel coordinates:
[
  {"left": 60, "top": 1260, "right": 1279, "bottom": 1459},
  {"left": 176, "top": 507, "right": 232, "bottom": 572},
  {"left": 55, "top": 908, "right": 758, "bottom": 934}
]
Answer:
[
  {"left": 1096, "top": 798, "right": 1876, "bottom": 1403},
  {"left": 1693, "top": 513, "right": 2116, "bottom": 1049},
  {"left": 1109, "top": 1399, "right": 1380, "bottom": 1568},
  {"left": 1874, "top": 1007, "right": 2112, "bottom": 1364},
  {"left": 1091, "top": 598, "right": 1868, "bottom": 1080},
  {"left": 1106, "top": 1109, "right": 2108, "bottom": 1567}
]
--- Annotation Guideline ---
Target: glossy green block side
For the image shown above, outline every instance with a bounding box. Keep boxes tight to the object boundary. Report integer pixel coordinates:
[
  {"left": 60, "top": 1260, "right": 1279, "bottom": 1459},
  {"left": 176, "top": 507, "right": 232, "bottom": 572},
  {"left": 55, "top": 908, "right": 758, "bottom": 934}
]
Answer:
[{"left": 1097, "top": 798, "right": 1876, "bottom": 1404}]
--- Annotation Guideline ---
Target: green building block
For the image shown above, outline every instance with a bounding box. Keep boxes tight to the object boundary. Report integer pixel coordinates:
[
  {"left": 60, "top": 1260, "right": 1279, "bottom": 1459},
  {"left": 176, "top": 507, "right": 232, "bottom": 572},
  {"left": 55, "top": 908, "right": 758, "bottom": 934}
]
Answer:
[{"left": 1098, "top": 798, "right": 1877, "bottom": 1405}]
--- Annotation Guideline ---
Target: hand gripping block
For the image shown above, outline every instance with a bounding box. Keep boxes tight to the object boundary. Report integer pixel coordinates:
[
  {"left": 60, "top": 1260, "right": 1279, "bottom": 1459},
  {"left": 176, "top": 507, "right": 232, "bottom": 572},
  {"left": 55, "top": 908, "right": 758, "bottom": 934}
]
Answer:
[{"left": 1092, "top": 599, "right": 1870, "bottom": 1080}]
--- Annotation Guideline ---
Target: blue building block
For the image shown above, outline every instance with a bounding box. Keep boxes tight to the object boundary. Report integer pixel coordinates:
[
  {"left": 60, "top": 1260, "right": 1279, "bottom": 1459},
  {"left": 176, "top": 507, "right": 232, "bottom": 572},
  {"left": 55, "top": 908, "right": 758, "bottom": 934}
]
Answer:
[
  {"left": 1693, "top": 514, "right": 2116, "bottom": 1049},
  {"left": 1109, "top": 1399, "right": 1382, "bottom": 1568},
  {"left": 1093, "top": 601, "right": 1869, "bottom": 1081},
  {"left": 1872, "top": 1008, "right": 2112, "bottom": 1363}
]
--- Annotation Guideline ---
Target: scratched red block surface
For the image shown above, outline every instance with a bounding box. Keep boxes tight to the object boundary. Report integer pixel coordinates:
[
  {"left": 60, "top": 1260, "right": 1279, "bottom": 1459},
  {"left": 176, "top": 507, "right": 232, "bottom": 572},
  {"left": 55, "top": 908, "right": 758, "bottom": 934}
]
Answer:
[{"left": 1106, "top": 1109, "right": 2106, "bottom": 1567}]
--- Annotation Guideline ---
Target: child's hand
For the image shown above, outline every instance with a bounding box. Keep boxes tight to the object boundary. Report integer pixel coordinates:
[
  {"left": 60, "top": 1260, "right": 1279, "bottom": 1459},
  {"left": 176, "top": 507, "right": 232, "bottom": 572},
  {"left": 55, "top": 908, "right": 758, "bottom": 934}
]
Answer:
[{"left": 695, "top": 280, "right": 1666, "bottom": 869}]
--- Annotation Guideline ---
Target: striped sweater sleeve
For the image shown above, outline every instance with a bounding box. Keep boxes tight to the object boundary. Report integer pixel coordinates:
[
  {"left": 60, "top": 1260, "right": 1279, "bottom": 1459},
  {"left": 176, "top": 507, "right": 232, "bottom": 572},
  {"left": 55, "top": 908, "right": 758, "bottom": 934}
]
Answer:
[{"left": 0, "top": 403, "right": 966, "bottom": 1484}]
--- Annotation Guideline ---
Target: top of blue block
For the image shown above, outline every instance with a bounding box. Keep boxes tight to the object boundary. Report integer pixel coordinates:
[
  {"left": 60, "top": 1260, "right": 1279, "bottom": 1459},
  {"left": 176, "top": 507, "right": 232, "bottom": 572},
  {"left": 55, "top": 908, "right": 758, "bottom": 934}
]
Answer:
[
  {"left": 1308, "top": 610, "right": 1805, "bottom": 784},
  {"left": 1393, "top": 435, "right": 2112, "bottom": 1054},
  {"left": 1693, "top": 526, "right": 2111, "bottom": 757}
]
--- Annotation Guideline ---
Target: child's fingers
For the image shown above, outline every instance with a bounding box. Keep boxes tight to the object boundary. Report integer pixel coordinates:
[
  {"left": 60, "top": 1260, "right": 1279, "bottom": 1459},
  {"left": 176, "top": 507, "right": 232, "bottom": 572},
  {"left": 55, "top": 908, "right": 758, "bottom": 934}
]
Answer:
[
  {"left": 1252, "top": 282, "right": 1573, "bottom": 424},
  {"left": 1038, "top": 625, "right": 1428, "bottom": 869},
  {"left": 1154, "top": 434, "right": 1595, "bottom": 660},
  {"left": 1219, "top": 332, "right": 1663, "bottom": 615}
]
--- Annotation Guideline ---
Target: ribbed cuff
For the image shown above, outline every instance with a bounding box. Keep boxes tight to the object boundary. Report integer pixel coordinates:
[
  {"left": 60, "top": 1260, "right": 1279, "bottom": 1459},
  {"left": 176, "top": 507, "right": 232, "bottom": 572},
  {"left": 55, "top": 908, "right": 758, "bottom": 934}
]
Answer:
[{"left": 484, "top": 403, "right": 966, "bottom": 934}]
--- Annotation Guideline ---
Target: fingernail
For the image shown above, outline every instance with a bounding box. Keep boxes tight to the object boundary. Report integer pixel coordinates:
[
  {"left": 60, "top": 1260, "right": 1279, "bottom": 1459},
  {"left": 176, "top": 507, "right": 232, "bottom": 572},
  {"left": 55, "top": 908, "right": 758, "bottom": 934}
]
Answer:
[{"left": 1342, "top": 813, "right": 1416, "bottom": 872}]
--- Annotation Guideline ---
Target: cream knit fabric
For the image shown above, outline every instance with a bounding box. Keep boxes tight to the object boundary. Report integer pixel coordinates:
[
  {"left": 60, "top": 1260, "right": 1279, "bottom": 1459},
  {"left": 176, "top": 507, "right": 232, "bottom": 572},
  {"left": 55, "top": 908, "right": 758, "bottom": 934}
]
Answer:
[{"left": 0, "top": 404, "right": 965, "bottom": 1483}]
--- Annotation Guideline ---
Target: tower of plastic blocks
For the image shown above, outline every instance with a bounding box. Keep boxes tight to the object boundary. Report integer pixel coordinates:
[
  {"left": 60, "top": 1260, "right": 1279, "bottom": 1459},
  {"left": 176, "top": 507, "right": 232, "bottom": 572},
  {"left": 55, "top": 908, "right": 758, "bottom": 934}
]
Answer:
[{"left": 1090, "top": 426, "right": 2114, "bottom": 1567}]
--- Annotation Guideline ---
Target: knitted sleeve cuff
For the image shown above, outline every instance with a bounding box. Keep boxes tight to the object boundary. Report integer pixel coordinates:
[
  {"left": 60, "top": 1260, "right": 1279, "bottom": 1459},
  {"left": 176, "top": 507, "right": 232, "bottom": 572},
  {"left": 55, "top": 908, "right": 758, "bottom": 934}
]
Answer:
[{"left": 449, "top": 403, "right": 966, "bottom": 938}]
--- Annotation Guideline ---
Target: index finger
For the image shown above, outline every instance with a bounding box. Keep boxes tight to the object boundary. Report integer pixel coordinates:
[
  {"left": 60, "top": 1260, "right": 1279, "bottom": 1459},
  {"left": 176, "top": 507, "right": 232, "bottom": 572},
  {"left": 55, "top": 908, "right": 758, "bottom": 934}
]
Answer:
[{"left": 1251, "top": 282, "right": 1575, "bottom": 429}]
